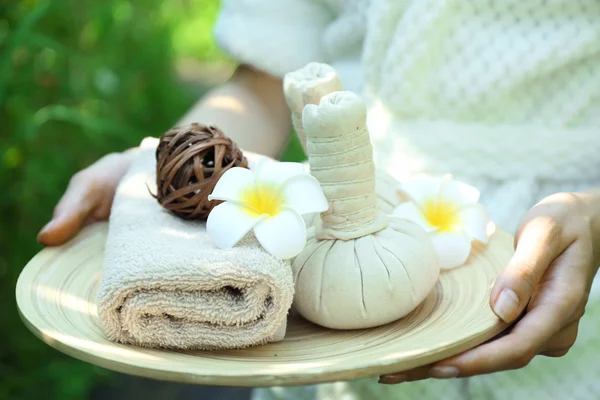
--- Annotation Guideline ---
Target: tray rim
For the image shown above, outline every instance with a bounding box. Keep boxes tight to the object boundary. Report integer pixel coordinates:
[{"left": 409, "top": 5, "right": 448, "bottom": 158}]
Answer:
[{"left": 16, "top": 222, "right": 510, "bottom": 387}]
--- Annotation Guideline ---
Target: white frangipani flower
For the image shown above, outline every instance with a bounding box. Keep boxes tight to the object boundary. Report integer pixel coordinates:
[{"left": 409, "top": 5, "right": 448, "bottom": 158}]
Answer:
[
  {"left": 207, "top": 159, "right": 328, "bottom": 259},
  {"left": 392, "top": 175, "right": 490, "bottom": 270}
]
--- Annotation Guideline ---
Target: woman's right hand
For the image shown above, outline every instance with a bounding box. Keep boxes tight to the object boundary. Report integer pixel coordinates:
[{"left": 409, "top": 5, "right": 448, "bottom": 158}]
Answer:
[
  {"left": 37, "top": 65, "right": 290, "bottom": 247},
  {"left": 37, "top": 150, "right": 136, "bottom": 246}
]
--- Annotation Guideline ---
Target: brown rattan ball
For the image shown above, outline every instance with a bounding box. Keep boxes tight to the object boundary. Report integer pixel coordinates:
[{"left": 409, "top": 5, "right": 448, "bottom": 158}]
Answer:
[{"left": 155, "top": 123, "right": 248, "bottom": 220}]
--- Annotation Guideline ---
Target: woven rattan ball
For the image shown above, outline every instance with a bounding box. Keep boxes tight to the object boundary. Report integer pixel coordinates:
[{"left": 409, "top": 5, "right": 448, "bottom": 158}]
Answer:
[{"left": 155, "top": 123, "right": 248, "bottom": 220}]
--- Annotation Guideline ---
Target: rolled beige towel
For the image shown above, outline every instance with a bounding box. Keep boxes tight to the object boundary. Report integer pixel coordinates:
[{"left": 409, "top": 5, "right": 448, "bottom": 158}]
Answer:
[{"left": 97, "top": 138, "right": 294, "bottom": 350}]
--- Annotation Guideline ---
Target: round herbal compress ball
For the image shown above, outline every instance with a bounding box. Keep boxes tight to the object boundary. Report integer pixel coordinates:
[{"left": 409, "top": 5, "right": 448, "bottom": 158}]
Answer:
[{"left": 293, "top": 91, "right": 440, "bottom": 329}]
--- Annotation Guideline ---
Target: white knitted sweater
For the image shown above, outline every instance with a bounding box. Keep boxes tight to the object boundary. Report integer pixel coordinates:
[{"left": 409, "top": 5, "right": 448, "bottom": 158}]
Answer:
[
  {"left": 214, "top": 1, "right": 600, "bottom": 399},
  {"left": 215, "top": 0, "right": 600, "bottom": 232}
]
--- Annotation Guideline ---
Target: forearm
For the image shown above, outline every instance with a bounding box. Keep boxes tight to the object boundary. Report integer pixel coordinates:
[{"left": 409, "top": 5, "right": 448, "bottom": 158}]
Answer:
[{"left": 177, "top": 65, "right": 292, "bottom": 158}]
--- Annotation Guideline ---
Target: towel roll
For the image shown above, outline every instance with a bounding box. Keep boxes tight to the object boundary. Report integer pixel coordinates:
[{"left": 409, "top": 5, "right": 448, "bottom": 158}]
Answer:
[{"left": 97, "top": 138, "right": 294, "bottom": 350}]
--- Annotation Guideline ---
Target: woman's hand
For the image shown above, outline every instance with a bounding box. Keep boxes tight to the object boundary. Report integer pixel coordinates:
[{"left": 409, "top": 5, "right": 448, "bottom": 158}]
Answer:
[
  {"left": 379, "top": 191, "right": 600, "bottom": 384},
  {"left": 37, "top": 66, "right": 290, "bottom": 247},
  {"left": 37, "top": 151, "right": 136, "bottom": 246}
]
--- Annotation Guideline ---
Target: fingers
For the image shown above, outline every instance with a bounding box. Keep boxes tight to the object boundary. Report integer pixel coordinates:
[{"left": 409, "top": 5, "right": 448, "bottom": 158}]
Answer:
[
  {"left": 37, "top": 173, "right": 98, "bottom": 246},
  {"left": 37, "top": 152, "right": 132, "bottom": 246},
  {"left": 490, "top": 210, "right": 570, "bottom": 323},
  {"left": 436, "top": 309, "right": 580, "bottom": 378},
  {"left": 379, "top": 365, "right": 431, "bottom": 384},
  {"left": 429, "top": 244, "right": 587, "bottom": 378},
  {"left": 527, "top": 239, "right": 590, "bottom": 323},
  {"left": 379, "top": 320, "right": 581, "bottom": 384},
  {"left": 539, "top": 321, "right": 579, "bottom": 357},
  {"left": 431, "top": 303, "right": 567, "bottom": 377}
]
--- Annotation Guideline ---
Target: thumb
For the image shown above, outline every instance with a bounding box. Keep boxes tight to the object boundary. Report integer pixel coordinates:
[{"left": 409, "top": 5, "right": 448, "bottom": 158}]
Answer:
[
  {"left": 37, "top": 176, "right": 97, "bottom": 246},
  {"left": 490, "top": 216, "right": 566, "bottom": 323}
]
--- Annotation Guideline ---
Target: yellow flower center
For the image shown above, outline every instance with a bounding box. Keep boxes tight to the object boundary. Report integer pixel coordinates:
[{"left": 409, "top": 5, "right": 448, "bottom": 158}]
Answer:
[
  {"left": 423, "top": 198, "right": 460, "bottom": 232},
  {"left": 239, "top": 183, "right": 284, "bottom": 217}
]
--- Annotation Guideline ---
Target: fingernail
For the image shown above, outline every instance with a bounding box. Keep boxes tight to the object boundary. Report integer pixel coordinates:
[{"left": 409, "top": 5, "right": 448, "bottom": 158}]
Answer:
[
  {"left": 429, "top": 366, "right": 459, "bottom": 379},
  {"left": 37, "top": 220, "right": 55, "bottom": 240},
  {"left": 494, "top": 288, "right": 520, "bottom": 323},
  {"left": 37, "top": 219, "right": 61, "bottom": 243},
  {"left": 378, "top": 374, "right": 407, "bottom": 384}
]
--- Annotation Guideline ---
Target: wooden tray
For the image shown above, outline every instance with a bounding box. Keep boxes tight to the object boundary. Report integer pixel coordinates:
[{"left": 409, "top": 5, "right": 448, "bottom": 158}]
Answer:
[{"left": 16, "top": 222, "right": 513, "bottom": 387}]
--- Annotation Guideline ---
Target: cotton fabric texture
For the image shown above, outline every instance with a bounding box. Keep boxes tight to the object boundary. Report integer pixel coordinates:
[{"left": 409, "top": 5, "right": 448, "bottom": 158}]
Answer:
[
  {"left": 97, "top": 138, "right": 294, "bottom": 350},
  {"left": 294, "top": 89, "right": 439, "bottom": 329},
  {"left": 215, "top": 0, "right": 600, "bottom": 399}
]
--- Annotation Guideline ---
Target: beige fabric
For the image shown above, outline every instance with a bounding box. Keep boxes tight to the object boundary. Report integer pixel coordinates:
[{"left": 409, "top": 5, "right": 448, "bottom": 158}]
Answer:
[
  {"left": 284, "top": 63, "right": 400, "bottom": 220},
  {"left": 283, "top": 62, "right": 343, "bottom": 152},
  {"left": 97, "top": 138, "right": 294, "bottom": 350},
  {"left": 293, "top": 90, "right": 440, "bottom": 330},
  {"left": 303, "top": 91, "right": 388, "bottom": 240}
]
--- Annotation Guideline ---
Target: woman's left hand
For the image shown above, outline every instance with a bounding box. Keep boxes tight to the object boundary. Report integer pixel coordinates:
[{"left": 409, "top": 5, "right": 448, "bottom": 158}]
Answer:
[{"left": 379, "top": 191, "right": 600, "bottom": 384}]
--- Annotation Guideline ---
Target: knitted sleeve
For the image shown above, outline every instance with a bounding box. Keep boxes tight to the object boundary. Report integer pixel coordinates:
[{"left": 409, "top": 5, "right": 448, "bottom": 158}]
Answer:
[{"left": 213, "top": 0, "right": 333, "bottom": 78}]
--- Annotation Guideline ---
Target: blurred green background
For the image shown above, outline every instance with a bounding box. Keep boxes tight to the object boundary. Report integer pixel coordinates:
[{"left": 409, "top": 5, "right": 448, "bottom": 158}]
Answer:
[{"left": 0, "top": 1, "right": 300, "bottom": 399}]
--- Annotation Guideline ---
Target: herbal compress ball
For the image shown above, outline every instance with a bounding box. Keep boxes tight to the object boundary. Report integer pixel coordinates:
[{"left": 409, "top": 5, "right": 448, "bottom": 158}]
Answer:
[{"left": 283, "top": 63, "right": 440, "bottom": 330}]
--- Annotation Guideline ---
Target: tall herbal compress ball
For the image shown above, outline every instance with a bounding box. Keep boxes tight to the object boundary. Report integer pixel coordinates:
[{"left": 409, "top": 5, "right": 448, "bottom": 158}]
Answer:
[{"left": 285, "top": 63, "right": 440, "bottom": 330}]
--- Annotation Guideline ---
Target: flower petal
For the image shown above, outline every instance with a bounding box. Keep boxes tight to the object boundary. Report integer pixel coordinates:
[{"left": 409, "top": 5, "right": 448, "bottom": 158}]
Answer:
[
  {"left": 459, "top": 204, "right": 490, "bottom": 243},
  {"left": 246, "top": 153, "right": 274, "bottom": 172},
  {"left": 439, "top": 178, "right": 480, "bottom": 206},
  {"left": 254, "top": 208, "right": 307, "bottom": 259},
  {"left": 281, "top": 175, "right": 328, "bottom": 215},
  {"left": 431, "top": 231, "right": 472, "bottom": 270},
  {"left": 392, "top": 202, "right": 436, "bottom": 233},
  {"left": 255, "top": 158, "right": 308, "bottom": 188},
  {"left": 398, "top": 175, "right": 444, "bottom": 207},
  {"left": 208, "top": 167, "right": 255, "bottom": 203},
  {"left": 207, "top": 202, "right": 264, "bottom": 249}
]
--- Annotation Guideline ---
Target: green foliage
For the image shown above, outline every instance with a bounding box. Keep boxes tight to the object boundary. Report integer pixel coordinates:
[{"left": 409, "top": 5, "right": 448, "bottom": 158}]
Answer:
[{"left": 0, "top": 1, "right": 232, "bottom": 398}]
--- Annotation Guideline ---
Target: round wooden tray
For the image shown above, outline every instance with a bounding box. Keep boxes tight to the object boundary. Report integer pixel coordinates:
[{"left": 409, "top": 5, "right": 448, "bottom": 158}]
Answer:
[{"left": 16, "top": 222, "right": 513, "bottom": 387}]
